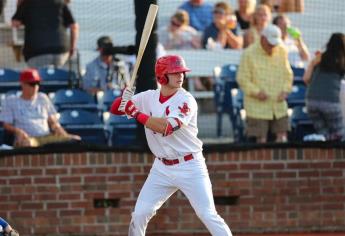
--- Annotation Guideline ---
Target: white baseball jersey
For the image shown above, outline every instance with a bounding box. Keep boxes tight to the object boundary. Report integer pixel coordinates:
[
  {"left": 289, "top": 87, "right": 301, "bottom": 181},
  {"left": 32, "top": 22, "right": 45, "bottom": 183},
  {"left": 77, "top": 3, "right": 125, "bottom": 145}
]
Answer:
[{"left": 132, "top": 88, "right": 203, "bottom": 158}]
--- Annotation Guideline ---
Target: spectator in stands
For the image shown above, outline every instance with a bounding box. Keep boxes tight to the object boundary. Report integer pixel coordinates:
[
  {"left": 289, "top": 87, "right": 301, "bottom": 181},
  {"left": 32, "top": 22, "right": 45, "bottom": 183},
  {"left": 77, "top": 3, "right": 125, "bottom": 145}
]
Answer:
[
  {"left": 0, "top": 217, "right": 19, "bottom": 236},
  {"left": 236, "top": 25, "right": 293, "bottom": 143},
  {"left": 160, "top": 10, "right": 201, "bottom": 50},
  {"left": 303, "top": 33, "right": 345, "bottom": 141},
  {"left": 0, "top": 68, "right": 80, "bottom": 147},
  {"left": 178, "top": 0, "right": 213, "bottom": 32},
  {"left": 202, "top": 1, "right": 243, "bottom": 50},
  {"left": 273, "top": 14, "right": 309, "bottom": 67},
  {"left": 82, "top": 36, "right": 128, "bottom": 95},
  {"left": 11, "top": 0, "right": 79, "bottom": 68},
  {"left": 243, "top": 4, "right": 271, "bottom": 48},
  {"left": 159, "top": 10, "right": 205, "bottom": 90},
  {"left": 235, "top": 0, "right": 256, "bottom": 30}
]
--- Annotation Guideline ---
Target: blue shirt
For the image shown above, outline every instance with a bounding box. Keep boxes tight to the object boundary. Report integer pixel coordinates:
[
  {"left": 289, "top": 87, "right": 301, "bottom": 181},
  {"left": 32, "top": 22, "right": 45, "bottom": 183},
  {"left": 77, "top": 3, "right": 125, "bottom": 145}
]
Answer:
[
  {"left": 0, "top": 217, "right": 9, "bottom": 233},
  {"left": 82, "top": 56, "right": 110, "bottom": 91},
  {"left": 178, "top": 1, "right": 213, "bottom": 32}
]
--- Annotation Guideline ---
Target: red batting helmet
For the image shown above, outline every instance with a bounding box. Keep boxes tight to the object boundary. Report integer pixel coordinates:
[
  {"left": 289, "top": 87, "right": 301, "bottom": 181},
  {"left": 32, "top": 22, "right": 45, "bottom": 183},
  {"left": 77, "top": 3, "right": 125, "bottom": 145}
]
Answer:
[{"left": 155, "top": 55, "right": 191, "bottom": 85}]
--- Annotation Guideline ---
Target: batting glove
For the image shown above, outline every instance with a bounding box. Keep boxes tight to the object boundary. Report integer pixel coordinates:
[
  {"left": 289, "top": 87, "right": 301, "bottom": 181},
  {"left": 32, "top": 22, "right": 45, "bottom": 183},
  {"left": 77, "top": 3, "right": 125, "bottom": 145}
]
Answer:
[
  {"left": 124, "top": 100, "right": 140, "bottom": 119},
  {"left": 119, "top": 86, "right": 135, "bottom": 112}
]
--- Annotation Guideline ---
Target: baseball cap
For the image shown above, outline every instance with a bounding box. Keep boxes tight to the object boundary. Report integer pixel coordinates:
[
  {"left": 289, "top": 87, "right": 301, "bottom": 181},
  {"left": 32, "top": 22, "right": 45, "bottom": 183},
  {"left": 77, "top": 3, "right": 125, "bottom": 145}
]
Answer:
[
  {"left": 261, "top": 24, "right": 282, "bottom": 46},
  {"left": 20, "top": 68, "right": 41, "bottom": 83},
  {"left": 97, "top": 36, "right": 113, "bottom": 50}
]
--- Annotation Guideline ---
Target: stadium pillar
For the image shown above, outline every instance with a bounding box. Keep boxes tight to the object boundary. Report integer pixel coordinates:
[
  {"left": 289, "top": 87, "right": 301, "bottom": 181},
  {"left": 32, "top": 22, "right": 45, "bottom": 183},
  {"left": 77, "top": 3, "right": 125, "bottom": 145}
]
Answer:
[{"left": 134, "top": 0, "right": 158, "bottom": 147}]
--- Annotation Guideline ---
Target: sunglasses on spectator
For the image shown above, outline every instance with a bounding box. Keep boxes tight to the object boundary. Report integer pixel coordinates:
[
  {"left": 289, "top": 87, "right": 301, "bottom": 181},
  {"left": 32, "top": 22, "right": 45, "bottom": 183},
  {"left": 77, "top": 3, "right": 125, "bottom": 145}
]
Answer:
[
  {"left": 213, "top": 9, "right": 227, "bottom": 15},
  {"left": 27, "top": 82, "right": 40, "bottom": 87},
  {"left": 171, "top": 20, "right": 182, "bottom": 27}
]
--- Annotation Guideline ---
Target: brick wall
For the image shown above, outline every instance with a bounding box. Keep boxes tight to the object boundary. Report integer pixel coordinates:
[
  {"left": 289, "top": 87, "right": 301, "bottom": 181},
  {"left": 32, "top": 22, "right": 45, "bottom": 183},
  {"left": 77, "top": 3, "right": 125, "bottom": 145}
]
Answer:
[{"left": 0, "top": 147, "right": 345, "bottom": 236}]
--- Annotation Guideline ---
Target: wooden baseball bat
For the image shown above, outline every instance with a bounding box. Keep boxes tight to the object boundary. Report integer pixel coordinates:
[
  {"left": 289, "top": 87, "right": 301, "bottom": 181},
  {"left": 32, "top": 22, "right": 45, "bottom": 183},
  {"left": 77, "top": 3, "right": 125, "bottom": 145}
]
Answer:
[{"left": 128, "top": 4, "right": 159, "bottom": 89}]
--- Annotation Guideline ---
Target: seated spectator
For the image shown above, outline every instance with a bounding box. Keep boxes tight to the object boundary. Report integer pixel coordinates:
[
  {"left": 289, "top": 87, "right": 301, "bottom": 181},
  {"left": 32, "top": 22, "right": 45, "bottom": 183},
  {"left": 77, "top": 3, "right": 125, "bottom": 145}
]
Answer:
[
  {"left": 159, "top": 10, "right": 201, "bottom": 50},
  {"left": 235, "top": 0, "right": 256, "bottom": 30},
  {"left": 0, "top": 217, "right": 19, "bottom": 236},
  {"left": 243, "top": 4, "right": 271, "bottom": 48},
  {"left": 236, "top": 25, "right": 293, "bottom": 143},
  {"left": 303, "top": 33, "right": 345, "bottom": 141},
  {"left": 11, "top": 0, "right": 79, "bottom": 68},
  {"left": 82, "top": 36, "right": 130, "bottom": 95},
  {"left": 273, "top": 14, "right": 309, "bottom": 67},
  {"left": 202, "top": 1, "right": 243, "bottom": 50},
  {"left": 178, "top": 0, "right": 213, "bottom": 32},
  {"left": 0, "top": 68, "right": 80, "bottom": 147}
]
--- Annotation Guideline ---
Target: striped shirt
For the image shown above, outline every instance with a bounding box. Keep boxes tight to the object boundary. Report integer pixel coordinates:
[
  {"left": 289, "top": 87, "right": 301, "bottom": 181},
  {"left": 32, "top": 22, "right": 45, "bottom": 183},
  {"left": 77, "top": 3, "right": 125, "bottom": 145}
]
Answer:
[{"left": 0, "top": 92, "right": 57, "bottom": 137}]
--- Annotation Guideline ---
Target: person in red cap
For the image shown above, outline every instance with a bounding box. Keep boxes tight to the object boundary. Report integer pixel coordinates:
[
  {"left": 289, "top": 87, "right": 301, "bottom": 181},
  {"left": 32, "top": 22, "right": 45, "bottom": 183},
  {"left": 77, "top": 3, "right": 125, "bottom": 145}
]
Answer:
[
  {"left": 0, "top": 68, "right": 80, "bottom": 147},
  {"left": 110, "top": 55, "right": 232, "bottom": 236}
]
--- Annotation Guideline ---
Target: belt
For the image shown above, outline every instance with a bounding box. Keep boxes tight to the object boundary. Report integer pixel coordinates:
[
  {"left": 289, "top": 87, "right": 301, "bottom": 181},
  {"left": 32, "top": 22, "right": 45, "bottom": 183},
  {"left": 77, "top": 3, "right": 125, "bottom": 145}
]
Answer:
[{"left": 157, "top": 154, "right": 193, "bottom": 166}]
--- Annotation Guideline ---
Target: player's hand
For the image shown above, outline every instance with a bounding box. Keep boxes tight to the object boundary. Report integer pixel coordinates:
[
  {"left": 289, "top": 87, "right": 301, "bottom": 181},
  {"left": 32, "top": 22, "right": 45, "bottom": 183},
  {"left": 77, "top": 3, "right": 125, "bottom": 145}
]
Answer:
[
  {"left": 119, "top": 86, "right": 136, "bottom": 112},
  {"left": 124, "top": 100, "right": 140, "bottom": 119}
]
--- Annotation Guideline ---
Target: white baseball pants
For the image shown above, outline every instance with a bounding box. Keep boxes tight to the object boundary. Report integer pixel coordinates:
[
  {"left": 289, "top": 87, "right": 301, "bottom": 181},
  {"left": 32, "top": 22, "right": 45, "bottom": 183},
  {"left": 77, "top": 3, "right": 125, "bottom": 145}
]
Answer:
[{"left": 128, "top": 155, "right": 232, "bottom": 236}]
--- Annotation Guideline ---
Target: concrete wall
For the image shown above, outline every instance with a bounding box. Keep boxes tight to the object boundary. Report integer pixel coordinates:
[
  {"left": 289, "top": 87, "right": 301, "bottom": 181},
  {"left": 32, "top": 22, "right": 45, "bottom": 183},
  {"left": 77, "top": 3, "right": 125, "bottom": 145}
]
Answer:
[{"left": 1, "top": 147, "right": 345, "bottom": 235}]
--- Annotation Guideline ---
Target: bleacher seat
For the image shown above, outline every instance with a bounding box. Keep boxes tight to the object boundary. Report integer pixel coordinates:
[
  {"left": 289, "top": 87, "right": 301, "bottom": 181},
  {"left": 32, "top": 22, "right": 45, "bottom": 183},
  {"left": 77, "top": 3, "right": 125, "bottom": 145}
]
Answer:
[
  {"left": 213, "top": 64, "right": 238, "bottom": 88},
  {"left": 290, "top": 106, "right": 315, "bottom": 141},
  {"left": 52, "top": 89, "right": 98, "bottom": 112},
  {"left": 0, "top": 68, "right": 20, "bottom": 93},
  {"left": 99, "top": 89, "right": 122, "bottom": 111},
  {"left": 287, "top": 85, "right": 306, "bottom": 107},
  {"left": 291, "top": 66, "right": 305, "bottom": 85},
  {"left": 38, "top": 67, "right": 76, "bottom": 92},
  {"left": 213, "top": 65, "right": 244, "bottom": 141},
  {"left": 105, "top": 114, "right": 137, "bottom": 147},
  {"left": 0, "top": 122, "right": 4, "bottom": 145},
  {"left": 58, "top": 109, "right": 108, "bottom": 145}
]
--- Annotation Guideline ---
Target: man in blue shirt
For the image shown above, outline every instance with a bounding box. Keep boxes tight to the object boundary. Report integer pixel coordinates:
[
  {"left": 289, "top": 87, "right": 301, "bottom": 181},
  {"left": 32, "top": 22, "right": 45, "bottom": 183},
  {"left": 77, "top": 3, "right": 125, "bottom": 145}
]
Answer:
[
  {"left": 82, "top": 36, "right": 120, "bottom": 95},
  {"left": 0, "top": 217, "right": 19, "bottom": 236},
  {"left": 178, "top": 0, "right": 213, "bottom": 32}
]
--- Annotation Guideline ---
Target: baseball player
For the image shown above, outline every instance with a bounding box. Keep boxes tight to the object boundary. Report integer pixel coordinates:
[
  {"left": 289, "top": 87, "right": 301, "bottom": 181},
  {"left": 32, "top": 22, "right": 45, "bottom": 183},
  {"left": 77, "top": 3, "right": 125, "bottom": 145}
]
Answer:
[{"left": 110, "top": 55, "right": 232, "bottom": 236}]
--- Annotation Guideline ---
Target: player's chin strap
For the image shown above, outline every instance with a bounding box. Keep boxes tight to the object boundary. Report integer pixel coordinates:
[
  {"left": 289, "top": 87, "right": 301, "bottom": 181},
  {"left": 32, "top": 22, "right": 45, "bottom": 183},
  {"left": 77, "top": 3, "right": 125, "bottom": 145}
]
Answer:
[{"left": 163, "top": 117, "right": 182, "bottom": 136}]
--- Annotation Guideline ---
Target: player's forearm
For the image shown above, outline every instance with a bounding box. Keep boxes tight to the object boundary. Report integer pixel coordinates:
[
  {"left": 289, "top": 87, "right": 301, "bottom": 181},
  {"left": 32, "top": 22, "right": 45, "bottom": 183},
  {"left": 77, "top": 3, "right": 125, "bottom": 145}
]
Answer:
[{"left": 144, "top": 117, "right": 168, "bottom": 134}]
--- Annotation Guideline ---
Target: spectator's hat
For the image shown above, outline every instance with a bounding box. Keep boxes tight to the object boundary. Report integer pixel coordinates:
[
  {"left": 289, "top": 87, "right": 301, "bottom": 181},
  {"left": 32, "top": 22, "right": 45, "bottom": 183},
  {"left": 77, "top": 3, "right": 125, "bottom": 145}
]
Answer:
[
  {"left": 20, "top": 68, "right": 41, "bottom": 83},
  {"left": 97, "top": 36, "right": 113, "bottom": 50},
  {"left": 262, "top": 24, "right": 282, "bottom": 46}
]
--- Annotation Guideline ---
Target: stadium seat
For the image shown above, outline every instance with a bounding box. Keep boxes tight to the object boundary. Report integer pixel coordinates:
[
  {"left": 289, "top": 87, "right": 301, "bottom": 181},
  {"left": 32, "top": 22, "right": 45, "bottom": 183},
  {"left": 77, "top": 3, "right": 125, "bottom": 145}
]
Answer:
[
  {"left": 291, "top": 66, "right": 305, "bottom": 85},
  {"left": 213, "top": 64, "right": 238, "bottom": 88},
  {"left": 58, "top": 109, "right": 108, "bottom": 145},
  {"left": 213, "top": 64, "right": 244, "bottom": 141},
  {"left": 52, "top": 89, "right": 98, "bottom": 112},
  {"left": 38, "top": 67, "right": 76, "bottom": 92},
  {"left": 290, "top": 106, "right": 315, "bottom": 141},
  {"left": 0, "top": 122, "right": 4, "bottom": 145},
  {"left": 105, "top": 114, "right": 137, "bottom": 147},
  {"left": 99, "top": 89, "right": 122, "bottom": 111},
  {"left": 0, "top": 68, "right": 20, "bottom": 93},
  {"left": 287, "top": 84, "right": 306, "bottom": 107}
]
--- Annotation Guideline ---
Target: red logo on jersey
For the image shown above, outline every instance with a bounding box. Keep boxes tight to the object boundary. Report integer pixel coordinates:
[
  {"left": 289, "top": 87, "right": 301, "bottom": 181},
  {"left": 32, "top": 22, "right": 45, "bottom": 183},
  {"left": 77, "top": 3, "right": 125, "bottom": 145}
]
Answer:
[
  {"left": 165, "top": 106, "right": 170, "bottom": 116},
  {"left": 178, "top": 102, "right": 190, "bottom": 116}
]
